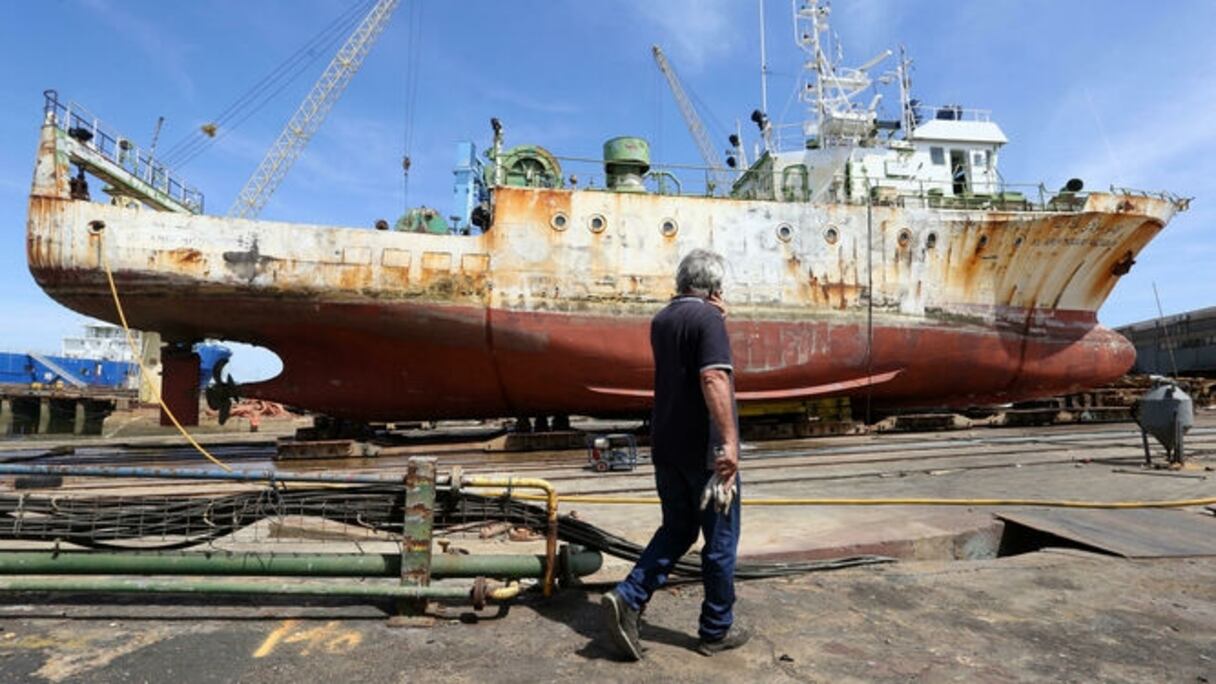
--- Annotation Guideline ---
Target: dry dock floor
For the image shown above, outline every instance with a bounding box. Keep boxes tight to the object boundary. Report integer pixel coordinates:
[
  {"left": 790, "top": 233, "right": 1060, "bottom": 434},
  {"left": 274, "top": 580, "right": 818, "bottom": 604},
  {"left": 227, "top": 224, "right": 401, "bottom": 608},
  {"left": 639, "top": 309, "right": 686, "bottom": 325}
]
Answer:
[{"left": 0, "top": 413, "right": 1212, "bottom": 682}]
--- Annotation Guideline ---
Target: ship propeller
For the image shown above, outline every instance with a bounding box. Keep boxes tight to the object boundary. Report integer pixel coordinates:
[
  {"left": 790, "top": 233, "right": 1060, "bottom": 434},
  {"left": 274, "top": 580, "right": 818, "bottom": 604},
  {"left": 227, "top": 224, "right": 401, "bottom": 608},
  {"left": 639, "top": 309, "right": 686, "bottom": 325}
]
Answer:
[{"left": 205, "top": 357, "right": 239, "bottom": 425}]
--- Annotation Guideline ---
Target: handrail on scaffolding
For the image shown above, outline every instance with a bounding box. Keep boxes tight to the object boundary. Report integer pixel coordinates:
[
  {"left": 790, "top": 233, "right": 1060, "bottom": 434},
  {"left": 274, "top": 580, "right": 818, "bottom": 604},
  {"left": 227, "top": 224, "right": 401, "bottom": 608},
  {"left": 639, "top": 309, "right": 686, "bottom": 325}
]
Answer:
[{"left": 43, "top": 90, "right": 205, "bottom": 214}]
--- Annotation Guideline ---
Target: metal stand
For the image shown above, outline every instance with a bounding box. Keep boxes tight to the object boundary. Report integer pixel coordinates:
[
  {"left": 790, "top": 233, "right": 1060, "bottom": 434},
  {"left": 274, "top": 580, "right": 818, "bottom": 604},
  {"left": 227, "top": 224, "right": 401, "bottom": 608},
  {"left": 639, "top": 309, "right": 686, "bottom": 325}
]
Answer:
[{"left": 390, "top": 457, "right": 436, "bottom": 626}]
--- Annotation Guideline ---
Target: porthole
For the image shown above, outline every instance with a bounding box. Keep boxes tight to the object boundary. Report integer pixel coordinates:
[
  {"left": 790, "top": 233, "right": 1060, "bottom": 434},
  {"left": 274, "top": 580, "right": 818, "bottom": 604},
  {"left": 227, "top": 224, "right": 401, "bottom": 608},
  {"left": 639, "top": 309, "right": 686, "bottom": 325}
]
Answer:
[
  {"left": 87, "top": 220, "right": 105, "bottom": 235},
  {"left": 660, "top": 218, "right": 678, "bottom": 237},
  {"left": 824, "top": 226, "right": 839, "bottom": 245},
  {"left": 925, "top": 232, "right": 937, "bottom": 249},
  {"left": 776, "top": 223, "right": 794, "bottom": 242},
  {"left": 550, "top": 212, "right": 568, "bottom": 231},
  {"left": 589, "top": 214, "right": 606, "bottom": 233},
  {"left": 978, "top": 234, "right": 989, "bottom": 248},
  {"left": 1013, "top": 236, "right": 1024, "bottom": 247},
  {"left": 897, "top": 228, "right": 912, "bottom": 248}
]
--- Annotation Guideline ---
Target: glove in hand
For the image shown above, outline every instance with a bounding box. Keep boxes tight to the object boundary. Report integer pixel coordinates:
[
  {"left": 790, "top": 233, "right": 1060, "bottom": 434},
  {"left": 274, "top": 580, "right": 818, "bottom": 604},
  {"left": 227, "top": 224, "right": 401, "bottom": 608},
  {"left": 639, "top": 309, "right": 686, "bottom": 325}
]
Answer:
[{"left": 699, "top": 472, "right": 736, "bottom": 517}]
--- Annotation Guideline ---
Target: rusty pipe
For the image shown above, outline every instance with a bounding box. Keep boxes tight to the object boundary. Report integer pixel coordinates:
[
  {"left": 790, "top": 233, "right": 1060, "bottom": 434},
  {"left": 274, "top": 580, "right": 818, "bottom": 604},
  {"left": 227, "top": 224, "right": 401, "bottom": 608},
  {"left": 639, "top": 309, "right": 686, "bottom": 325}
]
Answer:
[
  {"left": 458, "top": 475, "right": 559, "bottom": 597},
  {"left": 0, "top": 576, "right": 521, "bottom": 602}
]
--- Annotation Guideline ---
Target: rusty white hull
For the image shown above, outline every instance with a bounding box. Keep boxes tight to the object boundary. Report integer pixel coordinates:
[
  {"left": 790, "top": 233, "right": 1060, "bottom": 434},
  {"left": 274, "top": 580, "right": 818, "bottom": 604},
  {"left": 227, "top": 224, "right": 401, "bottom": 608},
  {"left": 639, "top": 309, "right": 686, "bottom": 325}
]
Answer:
[{"left": 27, "top": 124, "right": 1180, "bottom": 421}]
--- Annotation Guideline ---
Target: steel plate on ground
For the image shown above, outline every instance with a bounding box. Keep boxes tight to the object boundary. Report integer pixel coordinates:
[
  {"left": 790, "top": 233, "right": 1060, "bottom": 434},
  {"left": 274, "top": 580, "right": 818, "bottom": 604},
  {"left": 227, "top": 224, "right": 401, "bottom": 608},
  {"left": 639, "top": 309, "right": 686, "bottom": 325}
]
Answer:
[{"left": 997, "top": 509, "right": 1216, "bottom": 558}]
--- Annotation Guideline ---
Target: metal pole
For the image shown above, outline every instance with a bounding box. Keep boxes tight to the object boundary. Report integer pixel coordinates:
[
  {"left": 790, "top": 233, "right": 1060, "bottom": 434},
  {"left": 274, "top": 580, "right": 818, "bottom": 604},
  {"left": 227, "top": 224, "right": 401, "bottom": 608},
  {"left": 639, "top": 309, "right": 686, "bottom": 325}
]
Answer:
[
  {"left": 0, "top": 550, "right": 602, "bottom": 580},
  {"left": 759, "top": 0, "right": 769, "bottom": 114},
  {"left": 0, "top": 576, "right": 520, "bottom": 601},
  {"left": 0, "top": 463, "right": 414, "bottom": 485},
  {"left": 1152, "top": 282, "right": 1180, "bottom": 377}
]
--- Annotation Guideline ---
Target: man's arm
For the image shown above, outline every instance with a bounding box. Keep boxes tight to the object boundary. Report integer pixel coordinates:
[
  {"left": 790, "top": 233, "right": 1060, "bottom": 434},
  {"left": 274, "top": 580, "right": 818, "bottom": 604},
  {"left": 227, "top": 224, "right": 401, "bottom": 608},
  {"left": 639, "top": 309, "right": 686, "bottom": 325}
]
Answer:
[{"left": 701, "top": 368, "right": 738, "bottom": 484}]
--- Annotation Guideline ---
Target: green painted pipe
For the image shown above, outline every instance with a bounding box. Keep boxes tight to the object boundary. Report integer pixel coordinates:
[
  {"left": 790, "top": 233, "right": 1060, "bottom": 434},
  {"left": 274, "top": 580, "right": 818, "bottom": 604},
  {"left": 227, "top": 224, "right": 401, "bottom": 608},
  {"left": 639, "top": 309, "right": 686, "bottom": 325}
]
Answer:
[
  {"left": 0, "top": 576, "right": 498, "bottom": 599},
  {"left": 0, "top": 549, "right": 602, "bottom": 579}
]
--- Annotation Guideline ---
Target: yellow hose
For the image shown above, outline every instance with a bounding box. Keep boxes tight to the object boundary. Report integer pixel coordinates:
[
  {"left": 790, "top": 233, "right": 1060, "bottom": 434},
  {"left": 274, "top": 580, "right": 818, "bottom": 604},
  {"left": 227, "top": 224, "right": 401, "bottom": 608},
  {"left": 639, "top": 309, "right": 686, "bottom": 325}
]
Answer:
[
  {"left": 488, "top": 582, "right": 522, "bottom": 601},
  {"left": 460, "top": 476, "right": 559, "bottom": 597},
  {"left": 501, "top": 492, "right": 1216, "bottom": 510},
  {"left": 100, "top": 245, "right": 231, "bottom": 471}
]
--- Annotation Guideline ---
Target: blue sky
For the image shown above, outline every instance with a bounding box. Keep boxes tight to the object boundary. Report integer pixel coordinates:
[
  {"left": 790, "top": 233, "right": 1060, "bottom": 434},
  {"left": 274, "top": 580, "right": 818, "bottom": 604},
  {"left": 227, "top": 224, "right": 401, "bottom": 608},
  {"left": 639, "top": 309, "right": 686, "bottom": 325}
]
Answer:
[{"left": 1, "top": 1, "right": 1213, "bottom": 379}]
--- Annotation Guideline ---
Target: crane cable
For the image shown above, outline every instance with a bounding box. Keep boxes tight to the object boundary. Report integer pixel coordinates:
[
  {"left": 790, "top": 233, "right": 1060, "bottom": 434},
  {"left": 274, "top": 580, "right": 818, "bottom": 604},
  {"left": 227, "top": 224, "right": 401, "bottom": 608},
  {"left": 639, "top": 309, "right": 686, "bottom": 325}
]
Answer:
[
  {"left": 166, "top": 3, "right": 370, "bottom": 169},
  {"left": 400, "top": 0, "right": 423, "bottom": 211},
  {"left": 161, "top": 0, "right": 372, "bottom": 165},
  {"left": 160, "top": 0, "right": 377, "bottom": 169},
  {"left": 99, "top": 242, "right": 232, "bottom": 471}
]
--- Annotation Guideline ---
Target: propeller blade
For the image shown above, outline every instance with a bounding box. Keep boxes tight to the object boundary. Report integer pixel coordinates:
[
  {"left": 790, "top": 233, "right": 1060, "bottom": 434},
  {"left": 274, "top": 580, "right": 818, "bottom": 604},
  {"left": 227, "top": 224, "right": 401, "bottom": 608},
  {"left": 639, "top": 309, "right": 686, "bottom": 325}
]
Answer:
[
  {"left": 211, "top": 357, "right": 229, "bottom": 385},
  {"left": 205, "top": 384, "right": 223, "bottom": 411},
  {"left": 205, "top": 359, "right": 239, "bottom": 425}
]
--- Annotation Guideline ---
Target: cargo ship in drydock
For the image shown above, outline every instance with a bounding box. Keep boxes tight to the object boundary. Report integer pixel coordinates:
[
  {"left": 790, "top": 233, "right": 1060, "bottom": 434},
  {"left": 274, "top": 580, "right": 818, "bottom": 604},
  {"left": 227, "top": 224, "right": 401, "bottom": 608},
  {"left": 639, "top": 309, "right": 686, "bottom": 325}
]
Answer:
[{"left": 26, "top": 1, "right": 1188, "bottom": 426}]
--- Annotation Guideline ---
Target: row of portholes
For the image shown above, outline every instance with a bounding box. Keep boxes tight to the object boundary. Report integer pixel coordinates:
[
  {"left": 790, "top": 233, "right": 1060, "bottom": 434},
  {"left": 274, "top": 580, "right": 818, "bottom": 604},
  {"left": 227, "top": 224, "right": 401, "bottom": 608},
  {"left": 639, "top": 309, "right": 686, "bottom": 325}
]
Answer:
[
  {"left": 786, "top": 224, "right": 1025, "bottom": 252},
  {"left": 549, "top": 215, "right": 1016, "bottom": 254},
  {"left": 551, "top": 212, "right": 679, "bottom": 237}
]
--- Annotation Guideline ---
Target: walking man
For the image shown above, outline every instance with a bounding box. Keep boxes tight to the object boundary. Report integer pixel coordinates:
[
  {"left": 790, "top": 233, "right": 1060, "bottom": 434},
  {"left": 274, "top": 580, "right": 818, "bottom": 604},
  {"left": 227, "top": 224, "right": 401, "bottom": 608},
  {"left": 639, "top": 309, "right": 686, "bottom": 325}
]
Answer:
[{"left": 602, "top": 248, "right": 749, "bottom": 659}]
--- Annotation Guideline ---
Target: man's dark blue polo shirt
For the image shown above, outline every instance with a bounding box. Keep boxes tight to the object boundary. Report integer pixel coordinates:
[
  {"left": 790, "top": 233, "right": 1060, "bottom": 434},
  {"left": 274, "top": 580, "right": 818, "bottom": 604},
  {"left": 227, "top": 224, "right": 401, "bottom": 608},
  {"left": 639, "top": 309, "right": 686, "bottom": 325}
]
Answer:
[{"left": 650, "top": 296, "right": 734, "bottom": 470}]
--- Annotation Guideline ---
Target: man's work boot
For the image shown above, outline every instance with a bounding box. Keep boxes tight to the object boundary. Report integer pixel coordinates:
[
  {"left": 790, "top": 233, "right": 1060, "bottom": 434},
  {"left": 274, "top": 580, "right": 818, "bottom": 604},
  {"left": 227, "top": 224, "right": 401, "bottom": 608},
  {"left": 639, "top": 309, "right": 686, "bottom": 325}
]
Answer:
[
  {"left": 696, "top": 625, "right": 751, "bottom": 656},
  {"left": 601, "top": 590, "right": 643, "bottom": 661}
]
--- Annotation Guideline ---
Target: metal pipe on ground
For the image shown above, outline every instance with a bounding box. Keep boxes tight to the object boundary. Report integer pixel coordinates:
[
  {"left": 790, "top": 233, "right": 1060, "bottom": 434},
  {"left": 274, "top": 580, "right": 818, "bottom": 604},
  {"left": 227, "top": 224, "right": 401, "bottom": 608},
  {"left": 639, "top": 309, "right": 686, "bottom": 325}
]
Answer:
[
  {"left": 0, "top": 576, "right": 521, "bottom": 601},
  {"left": 0, "top": 464, "right": 567, "bottom": 597},
  {"left": 0, "top": 549, "right": 602, "bottom": 579},
  {"left": 0, "top": 463, "right": 404, "bottom": 485},
  {"left": 460, "top": 475, "right": 560, "bottom": 597}
]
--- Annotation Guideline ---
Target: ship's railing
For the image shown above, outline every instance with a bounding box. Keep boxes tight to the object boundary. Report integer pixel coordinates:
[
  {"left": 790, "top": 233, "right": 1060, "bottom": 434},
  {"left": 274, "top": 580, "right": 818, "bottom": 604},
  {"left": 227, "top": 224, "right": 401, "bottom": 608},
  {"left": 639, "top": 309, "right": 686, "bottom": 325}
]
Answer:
[
  {"left": 509, "top": 149, "right": 1181, "bottom": 212},
  {"left": 1110, "top": 186, "right": 1189, "bottom": 207},
  {"left": 544, "top": 154, "right": 729, "bottom": 197},
  {"left": 769, "top": 122, "right": 877, "bottom": 152},
  {"left": 766, "top": 104, "right": 994, "bottom": 153},
  {"left": 770, "top": 122, "right": 811, "bottom": 153},
  {"left": 834, "top": 177, "right": 1078, "bottom": 210},
  {"left": 42, "top": 90, "right": 205, "bottom": 213},
  {"left": 830, "top": 174, "right": 1184, "bottom": 212},
  {"left": 910, "top": 103, "right": 992, "bottom": 123}
]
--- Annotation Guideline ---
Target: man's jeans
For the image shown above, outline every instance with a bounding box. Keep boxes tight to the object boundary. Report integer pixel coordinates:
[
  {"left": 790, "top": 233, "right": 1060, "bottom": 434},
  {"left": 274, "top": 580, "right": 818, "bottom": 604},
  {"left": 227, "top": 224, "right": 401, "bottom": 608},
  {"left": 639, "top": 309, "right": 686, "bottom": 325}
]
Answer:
[{"left": 613, "top": 464, "right": 742, "bottom": 641}]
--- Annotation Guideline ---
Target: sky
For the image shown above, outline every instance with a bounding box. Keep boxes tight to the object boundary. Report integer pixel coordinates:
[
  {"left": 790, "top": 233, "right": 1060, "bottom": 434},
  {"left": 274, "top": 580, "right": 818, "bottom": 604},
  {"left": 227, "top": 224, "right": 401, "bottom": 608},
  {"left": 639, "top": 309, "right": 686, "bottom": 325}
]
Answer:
[{"left": 0, "top": 0, "right": 1213, "bottom": 380}]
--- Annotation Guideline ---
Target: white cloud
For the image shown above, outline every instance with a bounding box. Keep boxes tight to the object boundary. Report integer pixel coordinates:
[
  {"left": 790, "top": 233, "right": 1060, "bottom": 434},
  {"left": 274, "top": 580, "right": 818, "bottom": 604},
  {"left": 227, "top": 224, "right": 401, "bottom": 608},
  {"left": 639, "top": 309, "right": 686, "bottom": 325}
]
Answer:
[
  {"left": 627, "top": 0, "right": 742, "bottom": 71},
  {"left": 1065, "top": 76, "right": 1216, "bottom": 192},
  {"left": 80, "top": 0, "right": 197, "bottom": 100},
  {"left": 483, "top": 87, "right": 581, "bottom": 116}
]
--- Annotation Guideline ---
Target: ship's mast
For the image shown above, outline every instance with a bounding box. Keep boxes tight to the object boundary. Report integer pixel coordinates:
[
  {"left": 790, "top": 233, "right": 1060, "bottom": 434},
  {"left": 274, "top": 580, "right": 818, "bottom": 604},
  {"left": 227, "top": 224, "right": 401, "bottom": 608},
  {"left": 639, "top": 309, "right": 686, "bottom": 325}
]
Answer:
[
  {"left": 758, "top": 0, "right": 769, "bottom": 116},
  {"left": 793, "top": 0, "right": 890, "bottom": 147},
  {"left": 898, "top": 45, "right": 916, "bottom": 138}
]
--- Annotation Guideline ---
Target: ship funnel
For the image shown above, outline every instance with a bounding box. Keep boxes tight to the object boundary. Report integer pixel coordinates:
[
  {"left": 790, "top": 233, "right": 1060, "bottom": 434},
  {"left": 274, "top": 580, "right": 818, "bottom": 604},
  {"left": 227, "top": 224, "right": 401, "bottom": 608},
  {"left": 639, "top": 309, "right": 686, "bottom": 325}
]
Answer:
[
  {"left": 603, "top": 137, "right": 650, "bottom": 193},
  {"left": 1062, "top": 178, "right": 1084, "bottom": 193}
]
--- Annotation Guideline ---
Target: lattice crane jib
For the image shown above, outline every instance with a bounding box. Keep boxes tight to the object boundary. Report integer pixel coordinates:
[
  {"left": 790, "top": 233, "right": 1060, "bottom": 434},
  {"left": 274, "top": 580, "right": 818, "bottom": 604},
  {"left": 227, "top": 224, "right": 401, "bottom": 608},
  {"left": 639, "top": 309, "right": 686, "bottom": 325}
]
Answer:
[
  {"left": 651, "top": 45, "right": 732, "bottom": 195},
  {"left": 228, "top": 0, "right": 401, "bottom": 219}
]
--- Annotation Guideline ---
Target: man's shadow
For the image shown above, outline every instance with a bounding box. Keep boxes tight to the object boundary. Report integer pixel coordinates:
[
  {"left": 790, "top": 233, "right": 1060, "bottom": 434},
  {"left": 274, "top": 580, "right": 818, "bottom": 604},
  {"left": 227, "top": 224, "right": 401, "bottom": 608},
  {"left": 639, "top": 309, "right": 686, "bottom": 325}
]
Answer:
[{"left": 528, "top": 584, "right": 700, "bottom": 661}]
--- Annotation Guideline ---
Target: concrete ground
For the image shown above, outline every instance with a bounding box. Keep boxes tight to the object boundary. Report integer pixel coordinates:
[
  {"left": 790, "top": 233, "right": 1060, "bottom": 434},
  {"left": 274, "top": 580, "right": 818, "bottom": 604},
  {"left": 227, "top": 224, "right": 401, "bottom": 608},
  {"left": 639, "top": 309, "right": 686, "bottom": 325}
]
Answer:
[
  {"left": 0, "top": 552, "right": 1211, "bottom": 683},
  {"left": 0, "top": 414, "right": 1213, "bottom": 682}
]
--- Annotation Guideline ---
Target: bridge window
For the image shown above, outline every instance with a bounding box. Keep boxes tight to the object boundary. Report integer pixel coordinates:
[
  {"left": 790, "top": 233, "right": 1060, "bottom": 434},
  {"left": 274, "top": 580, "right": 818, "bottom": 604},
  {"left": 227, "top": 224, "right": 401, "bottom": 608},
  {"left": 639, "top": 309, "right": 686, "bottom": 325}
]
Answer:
[{"left": 930, "top": 147, "right": 945, "bottom": 165}]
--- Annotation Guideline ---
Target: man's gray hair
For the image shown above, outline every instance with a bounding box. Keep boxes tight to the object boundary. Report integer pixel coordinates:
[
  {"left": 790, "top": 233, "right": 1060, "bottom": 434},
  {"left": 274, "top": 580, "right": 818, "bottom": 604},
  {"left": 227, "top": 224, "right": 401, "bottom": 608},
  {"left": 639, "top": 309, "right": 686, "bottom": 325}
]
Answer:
[{"left": 676, "top": 248, "right": 726, "bottom": 297}]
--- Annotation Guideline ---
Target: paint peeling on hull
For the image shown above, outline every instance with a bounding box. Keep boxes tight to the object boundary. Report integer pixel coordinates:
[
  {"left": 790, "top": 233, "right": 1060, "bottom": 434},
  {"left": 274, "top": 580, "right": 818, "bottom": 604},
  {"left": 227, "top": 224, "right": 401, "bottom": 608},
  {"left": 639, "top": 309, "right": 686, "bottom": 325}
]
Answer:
[{"left": 27, "top": 173, "right": 1180, "bottom": 420}]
